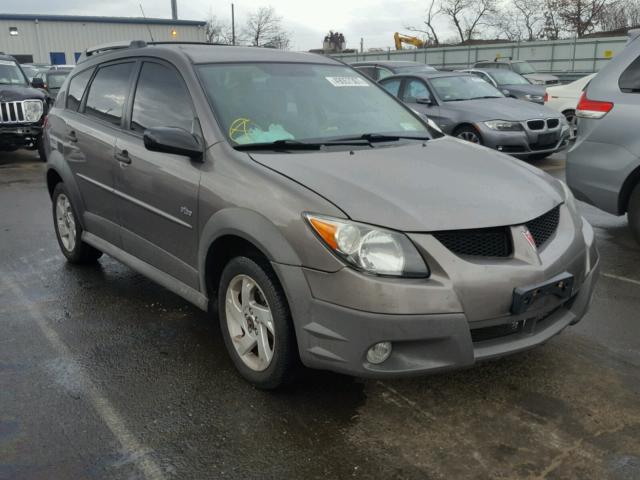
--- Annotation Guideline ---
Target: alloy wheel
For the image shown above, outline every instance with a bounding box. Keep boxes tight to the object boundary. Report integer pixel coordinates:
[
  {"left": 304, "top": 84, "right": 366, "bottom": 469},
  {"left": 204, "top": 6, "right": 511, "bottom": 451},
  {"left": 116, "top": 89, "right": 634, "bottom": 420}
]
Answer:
[
  {"left": 56, "top": 194, "right": 76, "bottom": 252},
  {"left": 225, "top": 274, "right": 275, "bottom": 372},
  {"left": 457, "top": 130, "right": 480, "bottom": 143}
]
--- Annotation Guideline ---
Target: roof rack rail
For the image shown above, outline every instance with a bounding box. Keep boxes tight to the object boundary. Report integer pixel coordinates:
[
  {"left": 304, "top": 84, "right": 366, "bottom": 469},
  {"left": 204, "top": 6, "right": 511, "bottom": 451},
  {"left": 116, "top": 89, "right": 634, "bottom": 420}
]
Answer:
[{"left": 77, "top": 40, "right": 147, "bottom": 63}]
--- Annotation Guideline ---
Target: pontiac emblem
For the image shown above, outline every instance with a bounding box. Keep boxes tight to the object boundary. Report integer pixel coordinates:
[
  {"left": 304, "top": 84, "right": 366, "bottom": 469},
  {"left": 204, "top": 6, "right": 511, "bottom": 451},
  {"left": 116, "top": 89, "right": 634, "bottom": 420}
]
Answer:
[{"left": 523, "top": 229, "right": 537, "bottom": 251}]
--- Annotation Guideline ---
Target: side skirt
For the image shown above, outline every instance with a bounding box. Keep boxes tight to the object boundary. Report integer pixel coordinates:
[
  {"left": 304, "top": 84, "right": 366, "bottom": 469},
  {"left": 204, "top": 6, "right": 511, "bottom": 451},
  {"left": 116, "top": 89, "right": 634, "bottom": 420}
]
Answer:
[{"left": 82, "top": 231, "right": 209, "bottom": 312}]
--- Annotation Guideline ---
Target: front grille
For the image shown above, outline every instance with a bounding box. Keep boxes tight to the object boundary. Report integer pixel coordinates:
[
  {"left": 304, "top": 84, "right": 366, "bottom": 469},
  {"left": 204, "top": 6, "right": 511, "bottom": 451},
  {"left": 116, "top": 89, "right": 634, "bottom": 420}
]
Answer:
[
  {"left": 433, "top": 227, "right": 512, "bottom": 257},
  {"left": 0, "top": 101, "right": 26, "bottom": 124},
  {"left": 527, "top": 120, "right": 545, "bottom": 130},
  {"left": 471, "top": 307, "right": 561, "bottom": 343},
  {"left": 546, "top": 118, "right": 560, "bottom": 128},
  {"left": 526, "top": 206, "right": 560, "bottom": 247}
]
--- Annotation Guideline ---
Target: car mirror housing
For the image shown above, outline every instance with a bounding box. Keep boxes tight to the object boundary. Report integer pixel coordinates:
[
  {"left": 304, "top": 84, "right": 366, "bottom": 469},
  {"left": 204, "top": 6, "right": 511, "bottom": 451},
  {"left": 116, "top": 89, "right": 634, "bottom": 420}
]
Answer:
[
  {"left": 31, "top": 78, "right": 45, "bottom": 89},
  {"left": 416, "top": 97, "right": 433, "bottom": 105},
  {"left": 143, "top": 127, "right": 203, "bottom": 160}
]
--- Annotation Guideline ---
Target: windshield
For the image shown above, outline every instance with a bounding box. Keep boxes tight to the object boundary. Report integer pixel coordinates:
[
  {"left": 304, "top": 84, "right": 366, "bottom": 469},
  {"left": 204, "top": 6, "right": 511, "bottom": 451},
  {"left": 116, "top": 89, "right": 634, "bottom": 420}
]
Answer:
[
  {"left": 394, "top": 65, "right": 437, "bottom": 73},
  {"left": 430, "top": 75, "right": 504, "bottom": 101},
  {"left": 0, "top": 60, "right": 28, "bottom": 86},
  {"left": 21, "top": 65, "right": 39, "bottom": 81},
  {"left": 512, "top": 62, "right": 536, "bottom": 75},
  {"left": 47, "top": 72, "right": 70, "bottom": 89},
  {"left": 197, "top": 62, "right": 428, "bottom": 146},
  {"left": 490, "top": 70, "right": 530, "bottom": 85}
]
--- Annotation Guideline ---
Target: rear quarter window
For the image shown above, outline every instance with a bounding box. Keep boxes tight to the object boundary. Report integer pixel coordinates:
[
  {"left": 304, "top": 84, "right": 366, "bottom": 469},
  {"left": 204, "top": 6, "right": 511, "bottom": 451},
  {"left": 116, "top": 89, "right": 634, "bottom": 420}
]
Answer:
[
  {"left": 66, "top": 68, "right": 94, "bottom": 111},
  {"left": 619, "top": 54, "right": 640, "bottom": 93}
]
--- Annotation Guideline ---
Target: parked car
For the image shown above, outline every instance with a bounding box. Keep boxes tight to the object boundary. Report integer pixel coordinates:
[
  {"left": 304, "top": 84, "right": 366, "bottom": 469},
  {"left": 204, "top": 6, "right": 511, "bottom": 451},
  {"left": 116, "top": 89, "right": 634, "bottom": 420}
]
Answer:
[
  {"left": 37, "top": 67, "right": 73, "bottom": 106},
  {"left": 473, "top": 59, "right": 560, "bottom": 85},
  {"left": 567, "top": 29, "right": 640, "bottom": 243},
  {"left": 45, "top": 41, "right": 598, "bottom": 388},
  {"left": 380, "top": 71, "right": 570, "bottom": 160},
  {"left": 460, "top": 68, "right": 545, "bottom": 104},
  {"left": 0, "top": 54, "right": 47, "bottom": 161},
  {"left": 544, "top": 73, "right": 597, "bottom": 139},
  {"left": 351, "top": 60, "right": 436, "bottom": 81}
]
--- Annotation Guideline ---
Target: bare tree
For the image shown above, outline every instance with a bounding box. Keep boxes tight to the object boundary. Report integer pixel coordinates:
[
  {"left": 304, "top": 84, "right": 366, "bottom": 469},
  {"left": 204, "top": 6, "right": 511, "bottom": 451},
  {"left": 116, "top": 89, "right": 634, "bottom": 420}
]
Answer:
[
  {"left": 513, "top": 0, "right": 545, "bottom": 39},
  {"left": 205, "top": 13, "right": 233, "bottom": 44},
  {"left": 441, "top": 0, "right": 496, "bottom": 42},
  {"left": 556, "top": 0, "right": 612, "bottom": 37},
  {"left": 489, "top": 7, "right": 525, "bottom": 40},
  {"left": 542, "top": 0, "right": 564, "bottom": 39},
  {"left": 407, "top": 0, "right": 442, "bottom": 45},
  {"left": 596, "top": 0, "right": 640, "bottom": 31},
  {"left": 243, "top": 6, "right": 291, "bottom": 49}
]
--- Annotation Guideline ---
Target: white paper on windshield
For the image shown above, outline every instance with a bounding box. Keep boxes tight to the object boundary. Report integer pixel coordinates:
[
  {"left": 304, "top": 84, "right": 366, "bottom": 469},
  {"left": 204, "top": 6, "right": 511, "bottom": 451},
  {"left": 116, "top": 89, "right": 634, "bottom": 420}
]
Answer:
[
  {"left": 0, "top": 60, "right": 16, "bottom": 66},
  {"left": 325, "top": 76, "right": 370, "bottom": 87}
]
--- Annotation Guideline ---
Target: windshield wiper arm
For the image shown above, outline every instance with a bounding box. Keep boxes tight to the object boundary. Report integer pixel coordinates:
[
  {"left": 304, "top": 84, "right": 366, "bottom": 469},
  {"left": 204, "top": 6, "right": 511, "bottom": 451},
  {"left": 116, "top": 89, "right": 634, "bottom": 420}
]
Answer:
[
  {"left": 233, "top": 139, "right": 323, "bottom": 151},
  {"left": 326, "top": 133, "right": 430, "bottom": 143}
]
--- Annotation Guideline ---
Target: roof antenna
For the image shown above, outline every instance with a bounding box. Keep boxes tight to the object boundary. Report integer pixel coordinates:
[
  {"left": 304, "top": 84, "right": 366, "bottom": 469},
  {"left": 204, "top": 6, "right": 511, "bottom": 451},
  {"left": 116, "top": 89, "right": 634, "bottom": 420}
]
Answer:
[{"left": 139, "top": 3, "right": 155, "bottom": 42}]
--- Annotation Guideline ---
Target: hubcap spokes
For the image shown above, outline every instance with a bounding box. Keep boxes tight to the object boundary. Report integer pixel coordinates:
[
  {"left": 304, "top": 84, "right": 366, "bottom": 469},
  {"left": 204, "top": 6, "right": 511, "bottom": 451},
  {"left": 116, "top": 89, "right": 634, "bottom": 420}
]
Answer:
[
  {"left": 459, "top": 131, "right": 479, "bottom": 143},
  {"left": 56, "top": 194, "right": 76, "bottom": 252},
  {"left": 225, "top": 274, "right": 275, "bottom": 372}
]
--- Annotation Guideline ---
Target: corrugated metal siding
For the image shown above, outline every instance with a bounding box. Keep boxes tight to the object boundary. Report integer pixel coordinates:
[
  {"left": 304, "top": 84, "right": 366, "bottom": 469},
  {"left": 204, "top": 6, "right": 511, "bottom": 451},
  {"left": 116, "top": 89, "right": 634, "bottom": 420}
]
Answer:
[{"left": 0, "top": 19, "right": 206, "bottom": 63}]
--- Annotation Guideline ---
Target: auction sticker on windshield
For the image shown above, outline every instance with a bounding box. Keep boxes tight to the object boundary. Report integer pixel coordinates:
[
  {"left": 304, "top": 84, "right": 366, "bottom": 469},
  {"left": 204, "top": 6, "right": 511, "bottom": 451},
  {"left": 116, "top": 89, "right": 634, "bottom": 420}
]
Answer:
[
  {"left": 325, "top": 76, "right": 370, "bottom": 87},
  {"left": 0, "top": 60, "right": 16, "bottom": 66}
]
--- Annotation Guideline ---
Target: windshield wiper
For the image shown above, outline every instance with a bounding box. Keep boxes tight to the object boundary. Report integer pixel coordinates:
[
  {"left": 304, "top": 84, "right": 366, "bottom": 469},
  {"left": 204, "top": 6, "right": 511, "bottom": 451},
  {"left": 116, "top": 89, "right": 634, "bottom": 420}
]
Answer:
[
  {"left": 233, "top": 139, "right": 323, "bottom": 151},
  {"left": 472, "top": 96, "right": 503, "bottom": 99},
  {"left": 325, "top": 133, "right": 430, "bottom": 143}
]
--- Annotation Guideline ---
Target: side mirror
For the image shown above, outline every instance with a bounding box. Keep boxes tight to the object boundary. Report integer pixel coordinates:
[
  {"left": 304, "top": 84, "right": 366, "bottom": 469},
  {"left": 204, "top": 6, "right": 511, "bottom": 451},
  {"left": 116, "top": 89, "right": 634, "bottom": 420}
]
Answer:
[
  {"left": 31, "top": 78, "right": 45, "bottom": 89},
  {"left": 143, "top": 127, "right": 203, "bottom": 160},
  {"left": 416, "top": 96, "right": 433, "bottom": 105}
]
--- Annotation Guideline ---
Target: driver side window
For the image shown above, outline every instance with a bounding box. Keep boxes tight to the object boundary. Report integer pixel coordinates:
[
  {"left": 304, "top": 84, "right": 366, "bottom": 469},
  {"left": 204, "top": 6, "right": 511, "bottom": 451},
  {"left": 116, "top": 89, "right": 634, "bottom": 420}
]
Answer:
[{"left": 402, "top": 79, "right": 431, "bottom": 103}]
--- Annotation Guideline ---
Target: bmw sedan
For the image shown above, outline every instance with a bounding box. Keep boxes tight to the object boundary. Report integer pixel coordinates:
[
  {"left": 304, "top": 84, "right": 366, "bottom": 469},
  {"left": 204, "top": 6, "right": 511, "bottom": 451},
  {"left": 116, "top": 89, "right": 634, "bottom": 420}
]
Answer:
[
  {"left": 380, "top": 72, "right": 570, "bottom": 160},
  {"left": 460, "top": 68, "right": 545, "bottom": 104}
]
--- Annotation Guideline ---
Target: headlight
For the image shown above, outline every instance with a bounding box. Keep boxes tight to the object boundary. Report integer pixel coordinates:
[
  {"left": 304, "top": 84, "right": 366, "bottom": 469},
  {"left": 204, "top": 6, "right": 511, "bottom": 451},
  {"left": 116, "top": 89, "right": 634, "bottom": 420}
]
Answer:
[
  {"left": 305, "top": 214, "right": 429, "bottom": 277},
  {"left": 484, "top": 120, "right": 523, "bottom": 131},
  {"left": 23, "top": 100, "right": 43, "bottom": 122},
  {"left": 524, "top": 94, "right": 543, "bottom": 102},
  {"left": 559, "top": 180, "right": 578, "bottom": 213}
]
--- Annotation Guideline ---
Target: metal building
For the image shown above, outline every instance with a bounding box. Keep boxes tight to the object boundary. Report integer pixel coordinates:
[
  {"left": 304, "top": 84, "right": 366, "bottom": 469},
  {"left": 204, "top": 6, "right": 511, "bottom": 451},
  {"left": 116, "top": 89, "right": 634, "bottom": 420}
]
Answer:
[{"left": 0, "top": 13, "right": 206, "bottom": 65}]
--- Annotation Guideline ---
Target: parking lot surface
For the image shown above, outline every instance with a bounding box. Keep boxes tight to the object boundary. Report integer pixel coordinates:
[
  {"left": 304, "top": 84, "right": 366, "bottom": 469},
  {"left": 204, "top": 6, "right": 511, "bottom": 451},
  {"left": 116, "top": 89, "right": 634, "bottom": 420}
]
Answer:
[{"left": 1, "top": 149, "right": 639, "bottom": 480}]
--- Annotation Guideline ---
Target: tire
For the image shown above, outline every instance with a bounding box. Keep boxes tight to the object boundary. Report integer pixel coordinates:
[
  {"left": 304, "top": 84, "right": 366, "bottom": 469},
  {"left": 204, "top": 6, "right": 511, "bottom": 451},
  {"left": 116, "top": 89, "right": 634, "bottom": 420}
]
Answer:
[
  {"left": 628, "top": 182, "right": 640, "bottom": 245},
  {"left": 52, "top": 183, "right": 102, "bottom": 264},
  {"left": 218, "top": 255, "right": 299, "bottom": 389},
  {"left": 37, "top": 136, "right": 47, "bottom": 162},
  {"left": 454, "top": 125, "right": 483, "bottom": 145}
]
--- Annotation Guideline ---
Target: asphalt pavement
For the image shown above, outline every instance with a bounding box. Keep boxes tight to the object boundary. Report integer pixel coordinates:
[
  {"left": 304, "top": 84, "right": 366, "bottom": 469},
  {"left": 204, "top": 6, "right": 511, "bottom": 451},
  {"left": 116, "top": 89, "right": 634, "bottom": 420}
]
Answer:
[{"left": 1, "top": 149, "right": 639, "bottom": 480}]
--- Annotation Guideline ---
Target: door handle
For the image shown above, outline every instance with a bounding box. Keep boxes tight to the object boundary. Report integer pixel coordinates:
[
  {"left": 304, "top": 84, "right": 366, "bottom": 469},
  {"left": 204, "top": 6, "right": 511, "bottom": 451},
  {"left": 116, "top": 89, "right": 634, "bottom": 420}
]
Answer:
[
  {"left": 115, "top": 148, "right": 132, "bottom": 165},
  {"left": 66, "top": 130, "right": 78, "bottom": 143}
]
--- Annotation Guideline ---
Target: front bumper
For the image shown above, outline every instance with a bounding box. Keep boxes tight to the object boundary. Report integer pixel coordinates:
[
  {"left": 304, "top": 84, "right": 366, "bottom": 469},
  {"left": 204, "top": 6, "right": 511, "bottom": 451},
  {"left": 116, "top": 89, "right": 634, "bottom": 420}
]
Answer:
[
  {"left": 275, "top": 207, "right": 599, "bottom": 378},
  {"left": 0, "top": 124, "right": 43, "bottom": 149},
  {"left": 477, "top": 123, "right": 570, "bottom": 159}
]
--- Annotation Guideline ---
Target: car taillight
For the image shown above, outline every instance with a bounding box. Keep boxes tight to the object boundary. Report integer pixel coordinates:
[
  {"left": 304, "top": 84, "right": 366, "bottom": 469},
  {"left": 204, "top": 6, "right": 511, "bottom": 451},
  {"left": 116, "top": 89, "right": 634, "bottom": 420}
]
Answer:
[
  {"left": 543, "top": 91, "right": 549, "bottom": 103},
  {"left": 576, "top": 91, "right": 613, "bottom": 119}
]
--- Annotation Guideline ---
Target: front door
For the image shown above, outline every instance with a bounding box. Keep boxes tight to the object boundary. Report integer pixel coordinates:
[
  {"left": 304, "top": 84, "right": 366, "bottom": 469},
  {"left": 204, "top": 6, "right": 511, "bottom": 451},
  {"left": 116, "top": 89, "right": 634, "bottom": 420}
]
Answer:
[{"left": 114, "top": 60, "right": 201, "bottom": 288}]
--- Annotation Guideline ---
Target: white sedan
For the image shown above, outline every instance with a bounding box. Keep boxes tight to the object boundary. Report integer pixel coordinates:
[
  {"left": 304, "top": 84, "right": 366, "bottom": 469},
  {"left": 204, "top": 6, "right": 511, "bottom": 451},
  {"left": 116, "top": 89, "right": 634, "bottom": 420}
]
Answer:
[{"left": 544, "top": 73, "right": 596, "bottom": 139}]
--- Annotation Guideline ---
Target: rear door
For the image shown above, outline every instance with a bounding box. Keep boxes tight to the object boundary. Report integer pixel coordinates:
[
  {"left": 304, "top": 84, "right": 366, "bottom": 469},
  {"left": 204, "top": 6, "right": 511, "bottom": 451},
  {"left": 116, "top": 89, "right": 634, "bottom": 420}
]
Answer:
[
  {"left": 60, "top": 61, "right": 135, "bottom": 247},
  {"left": 113, "top": 60, "right": 201, "bottom": 288}
]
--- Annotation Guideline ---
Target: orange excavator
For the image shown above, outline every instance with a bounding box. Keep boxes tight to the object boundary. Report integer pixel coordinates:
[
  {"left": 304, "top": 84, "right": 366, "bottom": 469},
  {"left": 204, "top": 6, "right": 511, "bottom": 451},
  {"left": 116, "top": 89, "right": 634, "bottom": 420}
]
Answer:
[{"left": 393, "top": 32, "right": 425, "bottom": 50}]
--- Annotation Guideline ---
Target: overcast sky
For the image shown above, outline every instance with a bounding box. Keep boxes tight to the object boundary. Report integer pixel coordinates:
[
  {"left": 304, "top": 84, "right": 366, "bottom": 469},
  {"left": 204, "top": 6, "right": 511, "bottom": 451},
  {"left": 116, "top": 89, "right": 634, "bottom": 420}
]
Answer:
[{"left": 8, "top": 0, "right": 455, "bottom": 51}]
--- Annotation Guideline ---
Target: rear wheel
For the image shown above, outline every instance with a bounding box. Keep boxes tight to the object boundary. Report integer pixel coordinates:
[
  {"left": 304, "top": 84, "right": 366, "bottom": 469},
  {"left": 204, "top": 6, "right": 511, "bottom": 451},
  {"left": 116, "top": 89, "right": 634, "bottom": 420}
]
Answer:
[
  {"left": 218, "top": 255, "right": 299, "bottom": 389},
  {"left": 454, "top": 125, "right": 482, "bottom": 145},
  {"left": 52, "top": 183, "right": 102, "bottom": 264},
  {"left": 628, "top": 182, "right": 640, "bottom": 245}
]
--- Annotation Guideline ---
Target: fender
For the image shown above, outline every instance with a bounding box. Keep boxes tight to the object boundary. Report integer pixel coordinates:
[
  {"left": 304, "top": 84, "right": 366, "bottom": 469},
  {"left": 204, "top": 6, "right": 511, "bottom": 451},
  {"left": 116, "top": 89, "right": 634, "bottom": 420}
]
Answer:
[
  {"left": 197, "top": 207, "right": 302, "bottom": 292},
  {"left": 46, "top": 148, "right": 87, "bottom": 230}
]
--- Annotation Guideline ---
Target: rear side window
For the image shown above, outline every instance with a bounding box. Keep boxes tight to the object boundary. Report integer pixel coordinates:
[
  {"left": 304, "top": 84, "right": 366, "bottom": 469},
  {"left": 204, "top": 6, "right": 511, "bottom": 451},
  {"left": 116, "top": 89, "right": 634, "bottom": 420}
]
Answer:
[
  {"left": 354, "top": 66, "right": 376, "bottom": 80},
  {"left": 131, "top": 62, "right": 194, "bottom": 133},
  {"left": 377, "top": 67, "right": 393, "bottom": 80},
  {"left": 84, "top": 62, "right": 134, "bottom": 126},
  {"left": 66, "top": 68, "right": 94, "bottom": 112},
  {"left": 619, "top": 55, "right": 640, "bottom": 93}
]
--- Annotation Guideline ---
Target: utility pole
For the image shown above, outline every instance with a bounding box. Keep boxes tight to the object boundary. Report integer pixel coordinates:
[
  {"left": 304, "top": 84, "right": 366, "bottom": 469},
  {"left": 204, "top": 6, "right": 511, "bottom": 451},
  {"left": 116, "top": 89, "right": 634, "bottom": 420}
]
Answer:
[
  {"left": 231, "top": 3, "right": 236, "bottom": 45},
  {"left": 171, "top": 0, "right": 178, "bottom": 20},
  {"left": 360, "top": 37, "right": 363, "bottom": 53}
]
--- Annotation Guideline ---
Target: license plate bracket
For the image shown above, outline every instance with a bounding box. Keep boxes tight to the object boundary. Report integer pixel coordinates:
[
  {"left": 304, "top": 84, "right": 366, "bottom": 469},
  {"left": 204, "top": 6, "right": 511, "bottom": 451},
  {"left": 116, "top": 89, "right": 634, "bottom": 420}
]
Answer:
[
  {"left": 535, "top": 132, "right": 557, "bottom": 147},
  {"left": 511, "top": 272, "right": 574, "bottom": 314}
]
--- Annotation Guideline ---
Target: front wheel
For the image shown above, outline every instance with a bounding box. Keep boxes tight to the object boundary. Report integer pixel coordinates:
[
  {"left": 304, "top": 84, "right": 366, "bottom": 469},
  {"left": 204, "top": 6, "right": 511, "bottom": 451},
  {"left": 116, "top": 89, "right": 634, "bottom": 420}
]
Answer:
[
  {"left": 218, "top": 255, "right": 299, "bottom": 389},
  {"left": 454, "top": 126, "right": 483, "bottom": 145},
  {"left": 52, "top": 183, "right": 102, "bottom": 264},
  {"left": 628, "top": 182, "right": 640, "bottom": 245}
]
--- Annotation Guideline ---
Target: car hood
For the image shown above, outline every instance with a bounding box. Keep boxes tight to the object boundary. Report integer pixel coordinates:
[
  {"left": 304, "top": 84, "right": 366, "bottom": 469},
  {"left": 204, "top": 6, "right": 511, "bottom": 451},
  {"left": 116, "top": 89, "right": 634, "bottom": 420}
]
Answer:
[
  {"left": 250, "top": 137, "right": 563, "bottom": 232},
  {"left": 500, "top": 84, "right": 545, "bottom": 96},
  {"left": 523, "top": 73, "right": 559, "bottom": 82},
  {"left": 0, "top": 85, "right": 46, "bottom": 101},
  {"left": 445, "top": 97, "right": 560, "bottom": 121}
]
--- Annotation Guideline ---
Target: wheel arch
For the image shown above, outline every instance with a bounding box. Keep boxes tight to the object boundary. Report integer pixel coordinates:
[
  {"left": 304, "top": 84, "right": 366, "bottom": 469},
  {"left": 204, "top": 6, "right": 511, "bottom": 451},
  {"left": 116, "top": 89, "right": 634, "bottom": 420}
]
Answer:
[
  {"left": 618, "top": 164, "right": 640, "bottom": 215},
  {"left": 198, "top": 208, "right": 302, "bottom": 298}
]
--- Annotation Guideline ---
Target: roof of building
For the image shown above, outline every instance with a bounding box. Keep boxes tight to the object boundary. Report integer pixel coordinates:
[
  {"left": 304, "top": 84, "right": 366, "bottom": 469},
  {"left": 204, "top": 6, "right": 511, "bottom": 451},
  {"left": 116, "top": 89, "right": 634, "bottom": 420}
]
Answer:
[{"left": 0, "top": 13, "right": 205, "bottom": 26}]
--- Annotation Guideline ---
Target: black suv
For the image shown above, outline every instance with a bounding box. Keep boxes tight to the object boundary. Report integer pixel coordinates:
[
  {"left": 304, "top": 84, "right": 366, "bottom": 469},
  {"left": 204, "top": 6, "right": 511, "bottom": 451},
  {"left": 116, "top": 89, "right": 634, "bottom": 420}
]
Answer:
[{"left": 0, "top": 54, "right": 47, "bottom": 161}]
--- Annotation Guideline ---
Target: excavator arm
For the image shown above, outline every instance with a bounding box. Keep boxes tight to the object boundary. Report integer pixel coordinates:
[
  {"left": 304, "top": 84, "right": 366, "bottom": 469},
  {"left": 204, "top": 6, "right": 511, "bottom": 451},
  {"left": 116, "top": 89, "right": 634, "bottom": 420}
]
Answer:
[{"left": 393, "top": 32, "right": 425, "bottom": 50}]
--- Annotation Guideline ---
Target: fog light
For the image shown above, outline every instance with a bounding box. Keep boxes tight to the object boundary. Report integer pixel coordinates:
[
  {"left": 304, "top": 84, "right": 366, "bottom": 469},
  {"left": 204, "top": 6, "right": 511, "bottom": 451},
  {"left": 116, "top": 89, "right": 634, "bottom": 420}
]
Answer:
[{"left": 366, "top": 341, "right": 392, "bottom": 364}]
